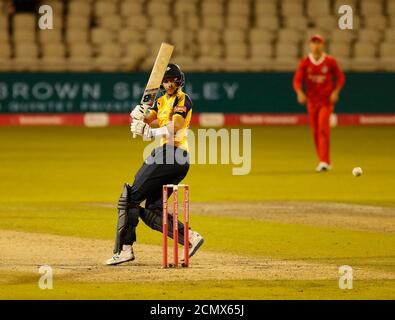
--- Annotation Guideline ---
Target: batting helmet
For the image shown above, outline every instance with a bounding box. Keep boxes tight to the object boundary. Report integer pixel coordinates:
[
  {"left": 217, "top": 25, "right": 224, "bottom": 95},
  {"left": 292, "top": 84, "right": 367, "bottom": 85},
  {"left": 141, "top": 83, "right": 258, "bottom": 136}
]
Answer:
[{"left": 162, "top": 63, "right": 185, "bottom": 88}]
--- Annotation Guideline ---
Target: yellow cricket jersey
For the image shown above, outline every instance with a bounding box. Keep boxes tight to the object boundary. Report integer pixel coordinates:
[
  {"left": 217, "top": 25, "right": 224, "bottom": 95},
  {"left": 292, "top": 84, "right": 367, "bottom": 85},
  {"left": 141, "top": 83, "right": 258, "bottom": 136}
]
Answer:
[{"left": 150, "top": 89, "right": 193, "bottom": 151}]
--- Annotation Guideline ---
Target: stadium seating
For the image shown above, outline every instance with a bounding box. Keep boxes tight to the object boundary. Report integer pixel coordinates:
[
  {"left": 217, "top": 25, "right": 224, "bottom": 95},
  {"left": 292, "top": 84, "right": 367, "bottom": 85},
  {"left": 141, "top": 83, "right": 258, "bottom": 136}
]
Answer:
[
  {"left": 68, "top": 42, "right": 94, "bottom": 71},
  {"left": 328, "top": 42, "right": 352, "bottom": 70},
  {"left": 379, "top": 41, "right": 395, "bottom": 70},
  {"left": 352, "top": 42, "right": 380, "bottom": 71},
  {"left": 0, "top": 0, "right": 394, "bottom": 72},
  {"left": 41, "top": 42, "right": 67, "bottom": 71}
]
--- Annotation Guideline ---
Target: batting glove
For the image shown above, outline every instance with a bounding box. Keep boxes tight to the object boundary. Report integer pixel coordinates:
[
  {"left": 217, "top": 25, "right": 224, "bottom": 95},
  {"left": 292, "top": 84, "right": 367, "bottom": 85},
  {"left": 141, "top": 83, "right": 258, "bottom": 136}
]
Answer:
[
  {"left": 130, "top": 120, "right": 153, "bottom": 139},
  {"left": 130, "top": 104, "right": 149, "bottom": 121}
]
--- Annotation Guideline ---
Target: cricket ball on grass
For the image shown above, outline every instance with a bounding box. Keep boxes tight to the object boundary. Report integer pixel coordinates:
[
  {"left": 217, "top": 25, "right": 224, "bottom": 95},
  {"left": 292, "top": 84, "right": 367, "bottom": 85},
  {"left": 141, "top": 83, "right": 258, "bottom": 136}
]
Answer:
[{"left": 352, "top": 167, "right": 363, "bottom": 177}]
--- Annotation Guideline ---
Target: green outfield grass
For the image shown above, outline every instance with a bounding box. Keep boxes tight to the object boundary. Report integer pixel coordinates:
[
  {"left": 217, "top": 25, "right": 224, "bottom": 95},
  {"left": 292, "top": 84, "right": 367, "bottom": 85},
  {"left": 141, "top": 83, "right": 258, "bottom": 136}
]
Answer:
[
  {"left": 1, "top": 126, "right": 395, "bottom": 204},
  {"left": 1, "top": 126, "right": 394, "bottom": 299},
  {"left": 1, "top": 274, "right": 394, "bottom": 300}
]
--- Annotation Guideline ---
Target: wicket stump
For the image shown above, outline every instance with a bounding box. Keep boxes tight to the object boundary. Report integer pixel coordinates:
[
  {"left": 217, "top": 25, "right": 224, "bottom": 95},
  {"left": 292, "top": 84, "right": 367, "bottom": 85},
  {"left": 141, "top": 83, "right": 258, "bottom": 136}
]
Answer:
[{"left": 162, "top": 184, "right": 189, "bottom": 268}]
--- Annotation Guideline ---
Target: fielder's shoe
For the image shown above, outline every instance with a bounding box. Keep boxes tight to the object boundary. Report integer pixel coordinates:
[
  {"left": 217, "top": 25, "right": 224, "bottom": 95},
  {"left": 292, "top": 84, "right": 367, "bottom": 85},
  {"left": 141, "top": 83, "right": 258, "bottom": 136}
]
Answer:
[
  {"left": 315, "top": 162, "right": 332, "bottom": 172},
  {"left": 105, "top": 245, "right": 135, "bottom": 266},
  {"left": 187, "top": 230, "right": 204, "bottom": 258}
]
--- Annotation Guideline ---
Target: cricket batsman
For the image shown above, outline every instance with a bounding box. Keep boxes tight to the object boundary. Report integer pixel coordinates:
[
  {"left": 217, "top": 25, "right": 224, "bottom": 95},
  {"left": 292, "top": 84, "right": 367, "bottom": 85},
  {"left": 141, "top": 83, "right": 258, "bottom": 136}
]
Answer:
[
  {"left": 293, "top": 34, "right": 345, "bottom": 172},
  {"left": 106, "top": 64, "right": 204, "bottom": 265}
]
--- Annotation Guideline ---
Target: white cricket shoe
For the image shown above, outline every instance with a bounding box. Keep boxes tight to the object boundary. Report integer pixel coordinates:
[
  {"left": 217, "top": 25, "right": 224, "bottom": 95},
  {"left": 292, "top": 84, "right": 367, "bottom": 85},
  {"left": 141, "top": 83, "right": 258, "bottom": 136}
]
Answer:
[
  {"left": 315, "top": 162, "right": 332, "bottom": 172},
  {"left": 105, "top": 245, "right": 135, "bottom": 266},
  {"left": 188, "top": 230, "right": 204, "bottom": 258}
]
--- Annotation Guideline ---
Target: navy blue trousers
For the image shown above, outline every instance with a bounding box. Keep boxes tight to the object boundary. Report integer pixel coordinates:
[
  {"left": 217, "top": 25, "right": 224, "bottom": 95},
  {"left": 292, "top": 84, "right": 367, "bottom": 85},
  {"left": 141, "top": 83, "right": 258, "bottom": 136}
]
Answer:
[{"left": 121, "top": 144, "right": 190, "bottom": 246}]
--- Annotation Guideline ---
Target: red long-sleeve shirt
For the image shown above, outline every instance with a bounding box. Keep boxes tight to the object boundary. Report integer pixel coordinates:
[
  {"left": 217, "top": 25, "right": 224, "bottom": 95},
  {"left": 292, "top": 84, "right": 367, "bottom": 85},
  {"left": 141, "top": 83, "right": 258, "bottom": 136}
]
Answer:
[{"left": 293, "top": 53, "right": 345, "bottom": 105}]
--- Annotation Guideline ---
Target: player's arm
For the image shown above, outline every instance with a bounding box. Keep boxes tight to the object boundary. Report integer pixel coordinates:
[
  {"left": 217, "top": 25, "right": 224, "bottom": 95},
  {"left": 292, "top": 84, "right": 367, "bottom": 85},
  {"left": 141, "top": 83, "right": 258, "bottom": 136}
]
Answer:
[
  {"left": 144, "top": 109, "right": 157, "bottom": 124},
  {"left": 131, "top": 96, "right": 192, "bottom": 139},
  {"left": 152, "top": 98, "right": 192, "bottom": 138},
  {"left": 293, "top": 58, "right": 307, "bottom": 105},
  {"left": 172, "top": 114, "right": 186, "bottom": 132},
  {"left": 330, "top": 59, "right": 346, "bottom": 104},
  {"left": 171, "top": 100, "right": 191, "bottom": 132},
  {"left": 130, "top": 102, "right": 158, "bottom": 124},
  {"left": 144, "top": 103, "right": 158, "bottom": 125}
]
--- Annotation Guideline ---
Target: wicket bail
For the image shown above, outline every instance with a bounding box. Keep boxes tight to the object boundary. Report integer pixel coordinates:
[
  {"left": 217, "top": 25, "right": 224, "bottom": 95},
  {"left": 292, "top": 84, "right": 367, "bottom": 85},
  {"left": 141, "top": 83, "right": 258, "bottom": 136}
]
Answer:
[{"left": 162, "top": 184, "right": 189, "bottom": 268}]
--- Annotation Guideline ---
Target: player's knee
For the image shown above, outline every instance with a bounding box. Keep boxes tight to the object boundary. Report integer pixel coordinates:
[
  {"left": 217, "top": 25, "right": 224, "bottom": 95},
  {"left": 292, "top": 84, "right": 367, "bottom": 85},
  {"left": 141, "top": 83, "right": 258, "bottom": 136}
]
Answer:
[
  {"left": 139, "top": 208, "right": 162, "bottom": 231},
  {"left": 117, "top": 183, "right": 140, "bottom": 226},
  {"left": 117, "top": 183, "right": 130, "bottom": 210},
  {"left": 318, "top": 127, "right": 329, "bottom": 137}
]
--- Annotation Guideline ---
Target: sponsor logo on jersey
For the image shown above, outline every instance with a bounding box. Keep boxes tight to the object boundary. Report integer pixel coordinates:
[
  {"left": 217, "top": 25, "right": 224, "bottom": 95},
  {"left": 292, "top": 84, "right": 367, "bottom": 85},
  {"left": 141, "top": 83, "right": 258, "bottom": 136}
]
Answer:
[{"left": 174, "top": 106, "right": 187, "bottom": 113}]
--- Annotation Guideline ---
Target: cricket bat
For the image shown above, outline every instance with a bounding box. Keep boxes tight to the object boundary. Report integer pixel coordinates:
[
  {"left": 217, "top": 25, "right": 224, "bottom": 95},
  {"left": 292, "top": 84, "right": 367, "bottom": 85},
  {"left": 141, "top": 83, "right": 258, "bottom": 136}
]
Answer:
[{"left": 133, "top": 42, "right": 174, "bottom": 138}]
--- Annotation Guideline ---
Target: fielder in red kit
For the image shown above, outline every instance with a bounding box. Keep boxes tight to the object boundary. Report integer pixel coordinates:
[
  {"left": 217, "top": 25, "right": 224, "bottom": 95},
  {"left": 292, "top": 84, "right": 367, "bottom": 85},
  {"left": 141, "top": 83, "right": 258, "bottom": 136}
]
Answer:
[{"left": 293, "top": 34, "right": 345, "bottom": 172}]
